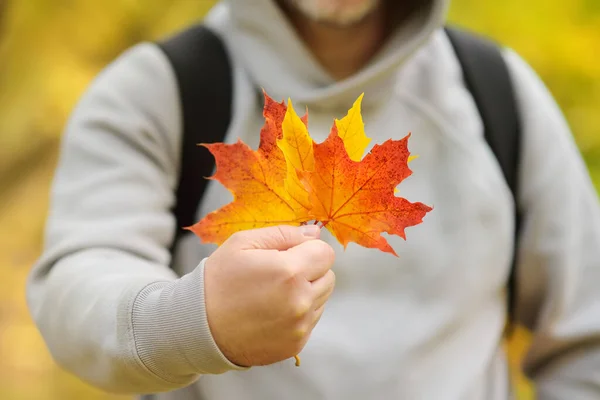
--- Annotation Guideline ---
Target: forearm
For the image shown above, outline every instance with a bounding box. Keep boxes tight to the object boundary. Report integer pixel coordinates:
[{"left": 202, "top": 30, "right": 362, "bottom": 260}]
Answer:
[
  {"left": 27, "top": 249, "right": 242, "bottom": 394},
  {"left": 27, "top": 247, "right": 184, "bottom": 394}
]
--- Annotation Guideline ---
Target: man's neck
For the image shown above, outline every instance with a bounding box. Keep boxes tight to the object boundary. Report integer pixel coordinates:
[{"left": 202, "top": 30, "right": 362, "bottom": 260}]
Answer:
[{"left": 279, "top": 2, "right": 397, "bottom": 80}]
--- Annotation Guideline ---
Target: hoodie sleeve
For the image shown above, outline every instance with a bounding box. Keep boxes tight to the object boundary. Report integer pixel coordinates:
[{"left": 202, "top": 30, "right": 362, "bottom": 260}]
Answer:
[
  {"left": 503, "top": 49, "right": 600, "bottom": 399},
  {"left": 25, "top": 43, "right": 244, "bottom": 395}
]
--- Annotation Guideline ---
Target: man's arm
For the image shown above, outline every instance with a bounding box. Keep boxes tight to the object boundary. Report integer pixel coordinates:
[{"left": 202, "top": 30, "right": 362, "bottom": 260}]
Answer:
[
  {"left": 26, "top": 43, "right": 243, "bottom": 394},
  {"left": 503, "top": 49, "right": 600, "bottom": 399}
]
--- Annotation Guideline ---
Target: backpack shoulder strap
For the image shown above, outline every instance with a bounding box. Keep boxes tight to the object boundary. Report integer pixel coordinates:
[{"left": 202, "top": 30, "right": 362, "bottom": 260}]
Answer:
[
  {"left": 444, "top": 26, "right": 523, "bottom": 336},
  {"left": 156, "top": 25, "right": 233, "bottom": 255}
]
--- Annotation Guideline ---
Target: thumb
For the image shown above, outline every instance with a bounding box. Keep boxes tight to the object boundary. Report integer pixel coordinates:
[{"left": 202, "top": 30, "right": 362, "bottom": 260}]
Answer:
[{"left": 227, "top": 225, "right": 321, "bottom": 251}]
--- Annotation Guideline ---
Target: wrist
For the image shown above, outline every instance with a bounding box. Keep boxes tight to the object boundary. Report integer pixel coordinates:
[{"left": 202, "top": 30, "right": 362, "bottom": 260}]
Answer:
[{"left": 131, "top": 258, "right": 248, "bottom": 382}]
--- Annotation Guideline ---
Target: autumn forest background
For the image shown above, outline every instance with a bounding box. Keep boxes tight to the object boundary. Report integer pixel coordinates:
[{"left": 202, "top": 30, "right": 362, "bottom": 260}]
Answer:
[{"left": 0, "top": 0, "right": 598, "bottom": 399}]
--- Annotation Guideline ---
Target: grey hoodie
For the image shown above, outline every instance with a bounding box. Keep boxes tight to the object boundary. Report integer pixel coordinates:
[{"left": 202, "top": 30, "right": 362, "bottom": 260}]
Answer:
[{"left": 27, "top": 0, "right": 600, "bottom": 399}]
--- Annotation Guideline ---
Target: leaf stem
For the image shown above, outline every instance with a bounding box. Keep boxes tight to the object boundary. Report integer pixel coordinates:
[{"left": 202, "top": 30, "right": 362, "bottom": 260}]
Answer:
[{"left": 294, "top": 355, "right": 301, "bottom": 367}]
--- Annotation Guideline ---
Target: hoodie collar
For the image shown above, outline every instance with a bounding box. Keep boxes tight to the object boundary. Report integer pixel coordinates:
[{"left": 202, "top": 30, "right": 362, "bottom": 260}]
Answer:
[{"left": 207, "top": 0, "right": 449, "bottom": 111}]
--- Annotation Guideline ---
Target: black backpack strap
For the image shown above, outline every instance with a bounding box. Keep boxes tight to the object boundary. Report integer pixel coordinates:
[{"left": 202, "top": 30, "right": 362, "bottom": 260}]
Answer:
[
  {"left": 156, "top": 25, "right": 233, "bottom": 259},
  {"left": 444, "top": 26, "right": 523, "bottom": 336}
]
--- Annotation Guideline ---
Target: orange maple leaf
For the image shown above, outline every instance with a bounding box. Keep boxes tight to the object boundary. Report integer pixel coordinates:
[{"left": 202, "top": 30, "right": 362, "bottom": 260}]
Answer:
[
  {"left": 298, "top": 125, "right": 432, "bottom": 256},
  {"left": 189, "top": 92, "right": 431, "bottom": 255},
  {"left": 187, "top": 92, "right": 310, "bottom": 245}
]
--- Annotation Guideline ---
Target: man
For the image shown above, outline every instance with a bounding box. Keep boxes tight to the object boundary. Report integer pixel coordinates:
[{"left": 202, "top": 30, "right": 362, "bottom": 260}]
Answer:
[{"left": 26, "top": 0, "right": 600, "bottom": 399}]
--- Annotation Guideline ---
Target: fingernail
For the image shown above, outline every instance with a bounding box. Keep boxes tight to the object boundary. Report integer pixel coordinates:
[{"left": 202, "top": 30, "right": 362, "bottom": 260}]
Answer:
[{"left": 299, "top": 224, "right": 320, "bottom": 238}]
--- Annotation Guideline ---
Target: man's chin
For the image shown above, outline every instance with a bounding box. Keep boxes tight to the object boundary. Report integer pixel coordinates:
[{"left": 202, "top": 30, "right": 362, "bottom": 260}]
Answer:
[
  {"left": 310, "top": 13, "right": 376, "bottom": 28},
  {"left": 286, "top": 0, "right": 381, "bottom": 27}
]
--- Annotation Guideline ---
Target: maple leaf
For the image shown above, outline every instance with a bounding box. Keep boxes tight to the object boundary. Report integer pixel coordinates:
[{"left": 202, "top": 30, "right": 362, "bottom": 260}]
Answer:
[
  {"left": 335, "top": 93, "right": 372, "bottom": 162},
  {"left": 189, "top": 91, "right": 431, "bottom": 256},
  {"left": 277, "top": 99, "right": 314, "bottom": 211},
  {"left": 333, "top": 94, "right": 416, "bottom": 194},
  {"left": 299, "top": 126, "right": 432, "bottom": 257},
  {"left": 187, "top": 92, "right": 310, "bottom": 245}
]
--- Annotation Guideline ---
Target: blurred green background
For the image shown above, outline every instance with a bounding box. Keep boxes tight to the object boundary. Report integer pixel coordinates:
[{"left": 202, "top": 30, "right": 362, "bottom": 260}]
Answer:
[{"left": 0, "top": 0, "right": 597, "bottom": 399}]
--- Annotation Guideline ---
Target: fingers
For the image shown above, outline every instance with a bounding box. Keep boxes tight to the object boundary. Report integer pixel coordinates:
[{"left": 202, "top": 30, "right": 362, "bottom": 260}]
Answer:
[
  {"left": 310, "top": 270, "right": 336, "bottom": 311},
  {"left": 228, "top": 225, "right": 321, "bottom": 251},
  {"left": 283, "top": 239, "right": 335, "bottom": 281},
  {"left": 312, "top": 304, "right": 326, "bottom": 327}
]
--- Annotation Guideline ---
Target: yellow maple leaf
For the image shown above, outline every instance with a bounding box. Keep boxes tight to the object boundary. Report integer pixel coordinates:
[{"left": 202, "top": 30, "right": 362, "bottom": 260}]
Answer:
[
  {"left": 277, "top": 100, "right": 314, "bottom": 211},
  {"left": 334, "top": 93, "right": 372, "bottom": 162}
]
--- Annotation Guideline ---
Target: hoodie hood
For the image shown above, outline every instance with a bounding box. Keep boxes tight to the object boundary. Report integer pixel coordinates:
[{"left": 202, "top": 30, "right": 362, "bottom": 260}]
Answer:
[{"left": 206, "top": 0, "right": 449, "bottom": 111}]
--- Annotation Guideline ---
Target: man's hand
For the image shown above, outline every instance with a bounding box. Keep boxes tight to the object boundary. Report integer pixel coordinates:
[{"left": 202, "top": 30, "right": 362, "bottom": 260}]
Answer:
[{"left": 203, "top": 225, "right": 336, "bottom": 367}]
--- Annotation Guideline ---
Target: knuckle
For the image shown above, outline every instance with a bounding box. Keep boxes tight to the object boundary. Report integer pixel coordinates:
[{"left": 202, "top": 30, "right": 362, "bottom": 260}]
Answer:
[
  {"left": 279, "top": 258, "right": 298, "bottom": 280},
  {"left": 292, "top": 326, "right": 308, "bottom": 342},
  {"left": 291, "top": 296, "right": 312, "bottom": 319},
  {"left": 312, "top": 240, "right": 335, "bottom": 263},
  {"left": 226, "top": 230, "right": 246, "bottom": 245},
  {"left": 327, "top": 270, "right": 336, "bottom": 287},
  {"left": 274, "top": 225, "right": 292, "bottom": 243},
  {"left": 291, "top": 321, "right": 312, "bottom": 344},
  {"left": 325, "top": 268, "right": 335, "bottom": 280}
]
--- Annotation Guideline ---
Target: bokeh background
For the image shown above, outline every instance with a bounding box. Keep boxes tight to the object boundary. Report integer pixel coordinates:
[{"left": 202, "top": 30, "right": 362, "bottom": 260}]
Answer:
[{"left": 0, "top": 0, "right": 598, "bottom": 399}]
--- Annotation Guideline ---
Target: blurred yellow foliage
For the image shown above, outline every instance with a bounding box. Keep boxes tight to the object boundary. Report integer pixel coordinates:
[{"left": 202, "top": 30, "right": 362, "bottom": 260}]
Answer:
[{"left": 0, "top": 1, "right": 597, "bottom": 399}]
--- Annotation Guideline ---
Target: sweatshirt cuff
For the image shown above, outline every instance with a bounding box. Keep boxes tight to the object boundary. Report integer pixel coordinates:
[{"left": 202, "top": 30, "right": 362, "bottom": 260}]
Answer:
[{"left": 131, "top": 258, "right": 248, "bottom": 384}]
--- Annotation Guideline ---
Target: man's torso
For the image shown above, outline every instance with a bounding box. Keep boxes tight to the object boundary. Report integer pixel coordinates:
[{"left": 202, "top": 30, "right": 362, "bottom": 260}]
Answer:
[{"left": 168, "top": 26, "right": 515, "bottom": 399}]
